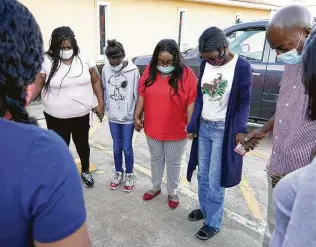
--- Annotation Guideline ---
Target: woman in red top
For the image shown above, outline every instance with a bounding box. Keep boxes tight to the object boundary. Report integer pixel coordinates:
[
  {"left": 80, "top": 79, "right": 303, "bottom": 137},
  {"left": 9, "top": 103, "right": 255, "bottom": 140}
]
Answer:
[{"left": 134, "top": 39, "right": 197, "bottom": 209}]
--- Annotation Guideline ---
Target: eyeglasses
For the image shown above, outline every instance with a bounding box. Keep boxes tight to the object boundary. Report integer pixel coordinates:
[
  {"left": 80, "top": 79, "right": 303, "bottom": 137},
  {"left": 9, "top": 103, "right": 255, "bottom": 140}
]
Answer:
[{"left": 157, "top": 59, "right": 174, "bottom": 66}]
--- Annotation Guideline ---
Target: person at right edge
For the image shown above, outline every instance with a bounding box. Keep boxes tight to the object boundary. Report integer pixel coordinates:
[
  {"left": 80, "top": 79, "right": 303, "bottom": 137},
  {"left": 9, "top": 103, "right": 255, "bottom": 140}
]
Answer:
[
  {"left": 186, "top": 27, "right": 256, "bottom": 240},
  {"left": 244, "top": 5, "right": 316, "bottom": 247},
  {"left": 269, "top": 25, "right": 316, "bottom": 247},
  {"left": 0, "top": 0, "right": 90, "bottom": 246}
]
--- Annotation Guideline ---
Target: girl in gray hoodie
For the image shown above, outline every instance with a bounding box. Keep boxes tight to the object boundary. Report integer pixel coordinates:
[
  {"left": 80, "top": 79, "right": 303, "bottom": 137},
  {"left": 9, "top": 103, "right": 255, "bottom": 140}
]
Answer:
[{"left": 102, "top": 40, "right": 140, "bottom": 192}]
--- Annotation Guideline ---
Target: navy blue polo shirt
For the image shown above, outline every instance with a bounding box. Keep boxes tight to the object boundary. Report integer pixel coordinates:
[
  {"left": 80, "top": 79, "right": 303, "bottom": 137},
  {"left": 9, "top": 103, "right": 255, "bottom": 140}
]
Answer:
[{"left": 0, "top": 119, "right": 86, "bottom": 246}]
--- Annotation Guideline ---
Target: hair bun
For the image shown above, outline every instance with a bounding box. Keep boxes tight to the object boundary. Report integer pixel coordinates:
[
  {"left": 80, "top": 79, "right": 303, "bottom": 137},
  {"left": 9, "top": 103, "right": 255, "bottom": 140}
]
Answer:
[{"left": 107, "top": 39, "right": 118, "bottom": 47}]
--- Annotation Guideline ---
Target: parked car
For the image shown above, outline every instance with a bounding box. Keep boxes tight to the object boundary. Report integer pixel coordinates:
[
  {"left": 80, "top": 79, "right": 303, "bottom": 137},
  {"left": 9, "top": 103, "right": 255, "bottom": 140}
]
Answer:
[{"left": 131, "top": 20, "right": 284, "bottom": 123}]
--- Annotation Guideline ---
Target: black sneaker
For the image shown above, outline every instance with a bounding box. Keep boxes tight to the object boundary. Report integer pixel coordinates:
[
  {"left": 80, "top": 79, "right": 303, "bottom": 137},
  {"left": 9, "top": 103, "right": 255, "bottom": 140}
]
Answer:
[{"left": 81, "top": 171, "right": 94, "bottom": 188}]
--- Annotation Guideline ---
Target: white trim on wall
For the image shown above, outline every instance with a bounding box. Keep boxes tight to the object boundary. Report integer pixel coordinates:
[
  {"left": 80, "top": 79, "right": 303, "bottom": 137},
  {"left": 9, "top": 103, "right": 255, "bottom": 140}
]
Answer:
[
  {"left": 178, "top": 8, "right": 188, "bottom": 51},
  {"left": 96, "top": 1, "right": 110, "bottom": 61},
  {"left": 185, "top": 0, "right": 278, "bottom": 10}
]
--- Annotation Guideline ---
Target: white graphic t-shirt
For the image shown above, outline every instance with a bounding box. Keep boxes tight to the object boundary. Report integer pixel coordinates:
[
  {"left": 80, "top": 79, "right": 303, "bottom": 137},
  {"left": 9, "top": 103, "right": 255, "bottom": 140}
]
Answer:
[{"left": 201, "top": 55, "right": 238, "bottom": 121}]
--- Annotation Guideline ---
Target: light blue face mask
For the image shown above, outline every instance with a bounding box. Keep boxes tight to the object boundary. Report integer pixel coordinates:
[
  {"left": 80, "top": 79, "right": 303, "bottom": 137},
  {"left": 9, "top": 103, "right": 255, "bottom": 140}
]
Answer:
[
  {"left": 157, "top": 65, "right": 175, "bottom": 75},
  {"left": 277, "top": 32, "right": 303, "bottom": 65},
  {"left": 277, "top": 49, "right": 301, "bottom": 65},
  {"left": 110, "top": 62, "right": 123, "bottom": 73}
]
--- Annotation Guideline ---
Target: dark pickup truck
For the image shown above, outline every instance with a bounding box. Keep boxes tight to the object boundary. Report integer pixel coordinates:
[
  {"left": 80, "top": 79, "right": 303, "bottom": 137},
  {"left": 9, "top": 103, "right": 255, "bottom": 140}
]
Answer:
[{"left": 131, "top": 19, "right": 285, "bottom": 123}]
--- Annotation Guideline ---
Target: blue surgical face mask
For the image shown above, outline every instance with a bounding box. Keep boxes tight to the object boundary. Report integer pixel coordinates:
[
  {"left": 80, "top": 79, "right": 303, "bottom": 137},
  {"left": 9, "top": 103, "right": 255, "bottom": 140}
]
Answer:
[
  {"left": 110, "top": 62, "right": 123, "bottom": 73},
  {"left": 277, "top": 49, "right": 301, "bottom": 65},
  {"left": 277, "top": 32, "right": 303, "bottom": 65},
  {"left": 157, "top": 65, "right": 175, "bottom": 75}
]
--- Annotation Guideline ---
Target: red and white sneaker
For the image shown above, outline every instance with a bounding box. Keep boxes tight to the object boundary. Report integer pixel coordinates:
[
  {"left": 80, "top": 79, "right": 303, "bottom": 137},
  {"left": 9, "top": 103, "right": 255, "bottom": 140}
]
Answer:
[
  {"left": 110, "top": 171, "right": 123, "bottom": 190},
  {"left": 124, "top": 173, "right": 135, "bottom": 192}
]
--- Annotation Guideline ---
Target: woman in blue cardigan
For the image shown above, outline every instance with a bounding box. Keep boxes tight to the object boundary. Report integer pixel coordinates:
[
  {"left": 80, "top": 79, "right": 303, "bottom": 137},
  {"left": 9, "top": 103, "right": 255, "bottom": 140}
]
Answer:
[{"left": 186, "top": 27, "right": 256, "bottom": 240}]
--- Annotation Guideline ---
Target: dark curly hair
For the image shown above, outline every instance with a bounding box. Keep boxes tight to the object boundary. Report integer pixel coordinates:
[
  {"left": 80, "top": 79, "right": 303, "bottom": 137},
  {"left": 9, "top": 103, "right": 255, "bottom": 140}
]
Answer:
[
  {"left": 302, "top": 27, "right": 316, "bottom": 120},
  {"left": 105, "top": 39, "right": 125, "bottom": 59},
  {"left": 44, "top": 26, "right": 81, "bottom": 94},
  {"left": 144, "top": 39, "right": 186, "bottom": 95},
  {"left": 0, "top": 0, "right": 43, "bottom": 124}
]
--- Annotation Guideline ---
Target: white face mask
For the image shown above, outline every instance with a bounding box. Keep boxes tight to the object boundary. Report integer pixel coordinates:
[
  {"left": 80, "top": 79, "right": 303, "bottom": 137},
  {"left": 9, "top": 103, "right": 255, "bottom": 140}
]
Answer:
[
  {"left": 60, "top": 49, "right": 74, "bottom": 60},
  {"left": 110, "top": 63, "right": 123, "bottom": 73}
]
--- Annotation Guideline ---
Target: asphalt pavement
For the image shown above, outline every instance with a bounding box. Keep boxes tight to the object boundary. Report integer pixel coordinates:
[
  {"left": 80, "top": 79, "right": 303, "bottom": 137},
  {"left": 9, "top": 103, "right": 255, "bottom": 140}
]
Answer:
[{"left": 26, "top": 103, "right": 273, "bottom": 247}]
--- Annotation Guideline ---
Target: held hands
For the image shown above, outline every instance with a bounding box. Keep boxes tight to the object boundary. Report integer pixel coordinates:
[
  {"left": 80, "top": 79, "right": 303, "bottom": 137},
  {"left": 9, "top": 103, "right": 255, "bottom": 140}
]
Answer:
[
  {"left": 187, "top": 133, "right": 197, "bottom": 139},
  {"left": 236, "top": 128, "right": 268, "bottom": 153},
  {"left": 185, "top": 125, "right": 197, "bottom": 139},
  {"left": 236, "top": 133, "right": 259, "bottom": 152},
  {"left": 134, "top": 118, "right": 143, "bottom": 132},
  {"left": 93, "top": 104, "right": 105, "bottom": 122},
  {"left": 245, "top": 128, "right": 269, "bottom": 141}
]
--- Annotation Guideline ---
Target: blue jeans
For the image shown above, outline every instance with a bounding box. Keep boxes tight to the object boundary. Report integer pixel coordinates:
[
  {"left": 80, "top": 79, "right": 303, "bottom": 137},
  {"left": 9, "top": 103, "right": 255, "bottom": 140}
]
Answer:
[
  {"left": 109, "top": 122, "right": 134, "bottom": 173},
  {"left": 198, "top": 119, "right": 225, "bottom": 231}
]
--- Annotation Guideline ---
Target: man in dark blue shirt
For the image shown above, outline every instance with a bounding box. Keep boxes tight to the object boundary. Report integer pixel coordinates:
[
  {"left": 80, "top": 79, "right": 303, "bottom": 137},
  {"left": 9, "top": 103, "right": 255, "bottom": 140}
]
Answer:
[{"left": 0, "top": 0, "right": 90, "bottom": 246}]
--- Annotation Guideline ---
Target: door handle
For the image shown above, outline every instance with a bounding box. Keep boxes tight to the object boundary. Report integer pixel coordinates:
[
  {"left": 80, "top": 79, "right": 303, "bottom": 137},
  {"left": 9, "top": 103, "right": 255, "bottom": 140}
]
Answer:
[{"left": 252, "top": 72, "right": 260, "bottom": 76}]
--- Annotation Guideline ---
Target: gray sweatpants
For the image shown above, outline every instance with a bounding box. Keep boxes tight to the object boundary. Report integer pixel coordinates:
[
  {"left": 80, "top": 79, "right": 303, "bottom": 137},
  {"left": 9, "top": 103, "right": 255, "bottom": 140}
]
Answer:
[
  {"left": 262, "top": 175, "right": 276, "bottom": 247},
  {"left": 146, "top": 136, "right": 187, "bottom": 196}
]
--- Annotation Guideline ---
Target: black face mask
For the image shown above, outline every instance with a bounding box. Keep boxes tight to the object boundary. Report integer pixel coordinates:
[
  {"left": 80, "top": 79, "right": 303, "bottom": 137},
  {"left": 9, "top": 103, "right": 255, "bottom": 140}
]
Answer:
[{"left": 208, "top": 49, "right": 226, "bottom": 66}]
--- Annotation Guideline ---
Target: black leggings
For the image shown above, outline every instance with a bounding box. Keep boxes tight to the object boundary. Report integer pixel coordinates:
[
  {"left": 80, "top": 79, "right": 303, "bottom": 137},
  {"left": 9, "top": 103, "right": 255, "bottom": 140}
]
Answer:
[{"left": 44, "top": 112, "right": 90, "bottom": 172}]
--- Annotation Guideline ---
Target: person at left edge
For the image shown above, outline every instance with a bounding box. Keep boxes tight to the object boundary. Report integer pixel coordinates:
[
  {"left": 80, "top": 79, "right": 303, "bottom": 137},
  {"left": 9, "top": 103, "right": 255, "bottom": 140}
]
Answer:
[
  {"left": 0, "top": 0, "right": 90, "bottom": 246},
  {"left": 186, "top": 27, "right": 255, "bottom": 240},
  {"left": 30, "top": 26, "right": 105, "bottom": 188}
]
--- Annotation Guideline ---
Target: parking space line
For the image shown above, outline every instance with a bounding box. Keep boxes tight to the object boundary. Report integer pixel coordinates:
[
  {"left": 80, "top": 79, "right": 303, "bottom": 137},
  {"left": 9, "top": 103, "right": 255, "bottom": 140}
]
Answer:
[
  {"left": 239, "top": 174, "right": 264, "bottom": 221},
  {"left": 89, "top": 117, "right": 103, "bottom": 139},
  {"left": 248, "top": 150, "right": 269, "bottom": 160},
  {"left": 74, "top": 158, "right": 96, "bottom": 172},
  {"left": 90, "top": 140, "right": 266, "bottom": 235},
  {"left": 132, "top": 131, "right": 138, "bottom": 147},
  {"left": 180, "top": 175, "right": 188, "bottom": 187}
]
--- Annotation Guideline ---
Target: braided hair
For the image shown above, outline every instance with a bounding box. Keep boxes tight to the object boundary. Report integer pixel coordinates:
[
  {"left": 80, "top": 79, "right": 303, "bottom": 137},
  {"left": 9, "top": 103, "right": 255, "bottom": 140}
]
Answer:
[
  {"left": 0, "top": 0, "right": 43, "bottom": 124},
  {"left": 302, "top": 27, "right": 316, "bottom": 120},
  {"left": 44, "top": 26, "right": 81, "bottom": 94}
]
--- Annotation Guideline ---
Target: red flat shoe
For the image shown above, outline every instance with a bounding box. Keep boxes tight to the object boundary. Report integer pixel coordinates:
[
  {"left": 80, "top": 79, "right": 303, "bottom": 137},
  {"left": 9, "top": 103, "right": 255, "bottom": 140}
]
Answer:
[
  {"left": 168, "top": 195, "right": 179, "bottom": 209},
  {"left": 143, "top": 190, "right": 161, "bottom": 201}
]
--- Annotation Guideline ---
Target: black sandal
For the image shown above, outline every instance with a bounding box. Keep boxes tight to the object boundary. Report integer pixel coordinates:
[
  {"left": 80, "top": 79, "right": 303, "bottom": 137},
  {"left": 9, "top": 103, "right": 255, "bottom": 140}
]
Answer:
[
  {"left": 188, "top": 209, "right": 205, "bottom": 221},
  {"left": 195, "top": 225, "right": 218, "bottom": 240}
]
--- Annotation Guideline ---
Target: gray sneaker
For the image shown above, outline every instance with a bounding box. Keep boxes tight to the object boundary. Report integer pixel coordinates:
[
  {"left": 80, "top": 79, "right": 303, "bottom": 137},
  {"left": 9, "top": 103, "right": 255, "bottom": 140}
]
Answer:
[
  {"left": 81, "top": 171, "right": 94, "bottom": 188},
  {"left": 110, "top": 171, "right": 124, "bottom": 190},
  {"left": 124, "top": 173, "right": 135, "bottom": 192}
]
